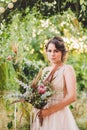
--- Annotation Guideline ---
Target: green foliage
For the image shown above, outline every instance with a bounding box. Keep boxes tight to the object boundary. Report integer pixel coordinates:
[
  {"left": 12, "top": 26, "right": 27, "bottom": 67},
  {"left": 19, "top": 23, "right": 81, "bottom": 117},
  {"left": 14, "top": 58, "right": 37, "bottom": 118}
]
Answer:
[
  {"left": 67, "top": 53, "right": 87, "bottom": 92},
  {"left": 0, "top": 0, "right": 87, "bottom": 27},
  {"left": 7, "top": 121, "right": 13, "bottom": 130},
  {"left": 64, "top": 0, "right": 87, "bottom": 26},
  {"left": 15, "top": 59, "right": 45, "bottom": 93},
  {"left": 0, "top": 8, "right": 87, "bottom": 92},
  {"left": 0, "top": 6, "right": 87, "bottom": 130},
  {"left": 0, "top": 62, "right": 7, "bottom": 90}
]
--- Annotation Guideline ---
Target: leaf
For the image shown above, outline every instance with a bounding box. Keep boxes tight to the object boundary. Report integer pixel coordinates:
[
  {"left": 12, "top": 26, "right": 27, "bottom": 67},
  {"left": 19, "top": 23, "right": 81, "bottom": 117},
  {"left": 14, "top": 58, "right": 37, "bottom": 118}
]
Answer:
[
  {"left": 69, "top": 105, "right": 74, "bottom": 109},
  {"left": 81, "top": 5, "right": 86, "bottom": 11},
  {"left": 80, "top": 0, "right": 84, "bottom": 5},
  {"left": 7, "top": 121, "right": 13, "bottom": 129}
]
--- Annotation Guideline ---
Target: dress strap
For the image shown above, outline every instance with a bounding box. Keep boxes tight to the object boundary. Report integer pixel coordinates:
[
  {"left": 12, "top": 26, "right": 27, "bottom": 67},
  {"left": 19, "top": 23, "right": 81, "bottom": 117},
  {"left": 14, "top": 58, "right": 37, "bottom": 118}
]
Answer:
[{"left": 44, "top": 63, "right": 63, "bottom": 84}]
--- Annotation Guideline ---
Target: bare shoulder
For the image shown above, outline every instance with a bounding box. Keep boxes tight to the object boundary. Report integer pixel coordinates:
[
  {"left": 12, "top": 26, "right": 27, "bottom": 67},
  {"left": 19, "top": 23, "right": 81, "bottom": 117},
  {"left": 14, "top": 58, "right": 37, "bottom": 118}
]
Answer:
[{"left": 64, "top": 64, "right": 75, "bottom": 75}]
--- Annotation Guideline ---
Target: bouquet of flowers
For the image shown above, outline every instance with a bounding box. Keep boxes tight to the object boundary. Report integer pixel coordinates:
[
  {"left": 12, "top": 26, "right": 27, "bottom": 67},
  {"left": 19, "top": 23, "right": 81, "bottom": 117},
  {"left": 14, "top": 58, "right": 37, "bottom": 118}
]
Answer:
[{"left": 11, "top": 69, "right": 54, "bottom": 109}]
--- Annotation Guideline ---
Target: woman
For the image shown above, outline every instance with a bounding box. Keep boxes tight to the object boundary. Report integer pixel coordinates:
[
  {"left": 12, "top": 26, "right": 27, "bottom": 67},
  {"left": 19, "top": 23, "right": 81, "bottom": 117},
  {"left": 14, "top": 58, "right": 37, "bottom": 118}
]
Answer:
[{"left": 31, "top": 36, "right": 79, "bottom": 130}]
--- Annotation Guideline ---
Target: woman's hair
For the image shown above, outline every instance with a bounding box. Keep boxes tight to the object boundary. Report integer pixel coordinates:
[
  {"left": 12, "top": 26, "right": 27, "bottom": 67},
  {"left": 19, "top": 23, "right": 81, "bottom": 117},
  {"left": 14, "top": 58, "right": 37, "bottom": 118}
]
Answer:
[{"left": 45, "top": 36, "right": 67, "bottom": 62}]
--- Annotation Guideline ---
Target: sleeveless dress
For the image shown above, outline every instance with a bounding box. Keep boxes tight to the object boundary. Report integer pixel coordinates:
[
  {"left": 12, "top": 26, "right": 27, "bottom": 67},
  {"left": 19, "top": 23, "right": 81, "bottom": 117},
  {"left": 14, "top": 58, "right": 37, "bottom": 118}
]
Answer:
[{"left": 31, "top": 64, "right": 79, "bottom": 130}]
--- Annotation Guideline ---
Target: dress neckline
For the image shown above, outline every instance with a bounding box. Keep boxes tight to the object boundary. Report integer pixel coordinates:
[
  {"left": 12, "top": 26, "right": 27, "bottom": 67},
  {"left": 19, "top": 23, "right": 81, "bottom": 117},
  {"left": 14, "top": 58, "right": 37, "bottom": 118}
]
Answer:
[{"left": 49, "top": 64, "right": 65, "bottom": 71}]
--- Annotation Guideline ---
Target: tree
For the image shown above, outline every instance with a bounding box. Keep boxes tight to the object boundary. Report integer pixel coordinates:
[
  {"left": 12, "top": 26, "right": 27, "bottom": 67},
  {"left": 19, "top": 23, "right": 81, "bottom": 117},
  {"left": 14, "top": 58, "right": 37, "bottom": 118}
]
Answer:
[{"left": 0, "top": 0, "right": 87, "bottom": 27}]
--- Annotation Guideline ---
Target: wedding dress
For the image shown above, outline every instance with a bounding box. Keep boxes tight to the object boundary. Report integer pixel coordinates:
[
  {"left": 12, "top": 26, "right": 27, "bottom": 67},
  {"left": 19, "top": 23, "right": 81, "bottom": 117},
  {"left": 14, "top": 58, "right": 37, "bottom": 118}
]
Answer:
[{"left": 31, "top": 64, "right": 79, "bottom": 130}]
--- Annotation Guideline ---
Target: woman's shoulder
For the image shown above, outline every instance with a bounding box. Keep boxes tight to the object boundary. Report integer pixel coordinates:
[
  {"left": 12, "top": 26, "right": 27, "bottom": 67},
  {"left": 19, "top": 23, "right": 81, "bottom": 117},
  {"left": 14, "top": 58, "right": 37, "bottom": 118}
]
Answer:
[
  {"left": 64, "top": 64, "right": 74, "bottom": 69},
  {"left": 64, "top": 64, "right": 75, "bottom": 73},
  {"left": 63, "top": 64, "right": 76, "bottom": 80}
]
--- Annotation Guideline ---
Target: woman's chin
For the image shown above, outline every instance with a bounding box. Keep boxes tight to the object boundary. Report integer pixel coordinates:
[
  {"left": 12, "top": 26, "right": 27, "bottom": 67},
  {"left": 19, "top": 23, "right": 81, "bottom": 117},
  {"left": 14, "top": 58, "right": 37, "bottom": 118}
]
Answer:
[{"left": 50, "top": 61, "right": 58, "bottom": 64}]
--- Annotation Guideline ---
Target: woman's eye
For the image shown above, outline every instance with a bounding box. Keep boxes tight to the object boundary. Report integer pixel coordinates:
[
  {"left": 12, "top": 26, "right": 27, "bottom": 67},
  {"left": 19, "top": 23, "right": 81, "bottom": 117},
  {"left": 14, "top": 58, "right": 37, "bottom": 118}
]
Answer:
[
  {"left": 55, "top": 50, "right": 59, "bottom": 53},
  {"left": 47, "top": 49, "right": 59, "bottom": 53},
  {"left": 47, "top": 50, "right": 52, "bottom": 52}
]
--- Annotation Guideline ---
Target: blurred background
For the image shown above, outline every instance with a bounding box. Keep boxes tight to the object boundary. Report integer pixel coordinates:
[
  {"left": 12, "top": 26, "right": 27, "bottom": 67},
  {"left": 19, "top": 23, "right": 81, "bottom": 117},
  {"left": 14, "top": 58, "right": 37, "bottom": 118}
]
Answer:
[{"left": 0, "top": 0, "right": 87, "bottom": 130}]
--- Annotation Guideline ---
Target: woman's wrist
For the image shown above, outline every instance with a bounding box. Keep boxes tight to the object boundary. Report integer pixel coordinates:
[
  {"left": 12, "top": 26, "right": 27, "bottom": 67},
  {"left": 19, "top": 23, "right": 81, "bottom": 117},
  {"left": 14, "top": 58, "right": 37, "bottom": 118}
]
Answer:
[{"left": 43, "top": 107, "right": 55, "bottom": 117}]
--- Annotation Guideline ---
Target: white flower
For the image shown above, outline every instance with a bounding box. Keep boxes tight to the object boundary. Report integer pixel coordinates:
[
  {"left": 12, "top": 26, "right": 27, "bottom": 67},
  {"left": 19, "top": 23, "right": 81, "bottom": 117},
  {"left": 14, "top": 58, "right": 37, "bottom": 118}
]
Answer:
[
  {"left": 53, "top": 1, "right": 56, "bottom": 5},
  {"left": 44, "top": 39, "right": 48, "bottom": 44},
  {"left": 37, "top": 29, "right": 43, "bottom": 35},
  {"left": 60, "top": 21, "right": 66, "bottom": 27},
  {"left": 41, "top": 91, "right": 52, "bottom": 100},
  {"left": 8, "top": 3, "right": 14, "bottom": 9},
  {"left": 30, "top": 49, "right": 34, "bottom": 54},
  {"left": 12, "top": 0, "right": 17, "bottom": 3},
  {"left": 15, "top": 78, "right": 29, "bottom": 89},
  {"left": 0, "top": 7, "right": 5, "bottom": 13},
  {"left": 40, "top": 19, "right": 50, "bottom": 28}
]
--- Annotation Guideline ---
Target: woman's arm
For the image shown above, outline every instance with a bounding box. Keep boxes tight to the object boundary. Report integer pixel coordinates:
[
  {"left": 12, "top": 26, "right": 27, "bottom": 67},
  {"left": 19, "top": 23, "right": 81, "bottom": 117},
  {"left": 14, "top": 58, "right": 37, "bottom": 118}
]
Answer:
[{"left": 39, "top": 65, "right": 77, "bottom": 118}]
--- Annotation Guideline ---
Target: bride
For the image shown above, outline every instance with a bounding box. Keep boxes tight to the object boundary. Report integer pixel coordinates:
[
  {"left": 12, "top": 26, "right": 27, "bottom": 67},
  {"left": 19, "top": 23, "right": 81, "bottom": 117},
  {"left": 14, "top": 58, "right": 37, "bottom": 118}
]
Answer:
[{"left": 31, "top": 36, "right": 79, "bottom": 130}]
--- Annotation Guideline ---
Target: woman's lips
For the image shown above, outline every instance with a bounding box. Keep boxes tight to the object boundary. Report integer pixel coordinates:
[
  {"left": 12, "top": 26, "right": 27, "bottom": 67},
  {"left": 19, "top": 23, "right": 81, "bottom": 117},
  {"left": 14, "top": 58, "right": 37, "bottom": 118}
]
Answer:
[{"left": 50, "top": 58, "right": 56, "bottom": 60}]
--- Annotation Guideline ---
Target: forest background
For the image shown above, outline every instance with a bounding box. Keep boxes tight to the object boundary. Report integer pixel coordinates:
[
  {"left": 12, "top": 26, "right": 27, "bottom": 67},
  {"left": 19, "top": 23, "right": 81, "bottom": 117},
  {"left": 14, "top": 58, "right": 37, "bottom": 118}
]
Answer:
[{"left": 0, "top": 0, "right": 87, "bottom": 130}]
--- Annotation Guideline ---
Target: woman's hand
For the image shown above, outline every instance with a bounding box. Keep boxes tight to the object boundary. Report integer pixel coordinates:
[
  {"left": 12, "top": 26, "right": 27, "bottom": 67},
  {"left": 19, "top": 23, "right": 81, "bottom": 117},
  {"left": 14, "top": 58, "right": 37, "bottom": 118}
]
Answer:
[
  {"left": 38, "top": 108, "right": 51, "bottom": 126},
  {"left": 38, "top": 108, "right": 52, "bottom": 118}
]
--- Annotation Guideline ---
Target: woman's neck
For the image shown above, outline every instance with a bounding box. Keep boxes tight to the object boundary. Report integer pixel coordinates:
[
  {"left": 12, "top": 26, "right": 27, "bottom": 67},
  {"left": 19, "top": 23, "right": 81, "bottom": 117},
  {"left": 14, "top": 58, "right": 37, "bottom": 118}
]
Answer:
[{"left": 51, "top": 61, "right": 63, "bottom": 68}]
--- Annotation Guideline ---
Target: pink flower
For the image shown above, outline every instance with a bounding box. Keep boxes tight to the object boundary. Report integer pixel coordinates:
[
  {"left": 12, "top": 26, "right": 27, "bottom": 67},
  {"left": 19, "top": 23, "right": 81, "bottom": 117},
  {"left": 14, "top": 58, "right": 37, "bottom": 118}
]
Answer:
[
  {"left": 38, "top": 85, "right": 46, "bottom": 94},
  {"left": 6, "top": 55, "right": 13, "bottom": 61}
]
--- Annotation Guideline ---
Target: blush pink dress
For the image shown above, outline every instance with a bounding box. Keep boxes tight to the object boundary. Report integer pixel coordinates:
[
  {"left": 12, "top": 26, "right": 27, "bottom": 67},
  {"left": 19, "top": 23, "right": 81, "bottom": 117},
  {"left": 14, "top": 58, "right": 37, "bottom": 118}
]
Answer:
[{"left": 31, "top": 64, "right": 79, "bottom": 130}]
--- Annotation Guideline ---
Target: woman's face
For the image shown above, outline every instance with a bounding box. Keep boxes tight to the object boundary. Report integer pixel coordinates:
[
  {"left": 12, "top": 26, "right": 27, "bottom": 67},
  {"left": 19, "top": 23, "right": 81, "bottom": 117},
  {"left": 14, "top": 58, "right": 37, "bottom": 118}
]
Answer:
[{"left": 46, "top": 43, "right": 62, "bottom": 64}]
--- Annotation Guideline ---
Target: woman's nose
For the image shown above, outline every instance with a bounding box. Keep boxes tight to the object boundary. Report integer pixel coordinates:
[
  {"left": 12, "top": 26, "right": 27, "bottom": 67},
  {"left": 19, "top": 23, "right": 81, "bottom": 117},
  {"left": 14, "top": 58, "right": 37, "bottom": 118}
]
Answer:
[{"left": 51, "top": 51, "right": 55, "bottom": 56}]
